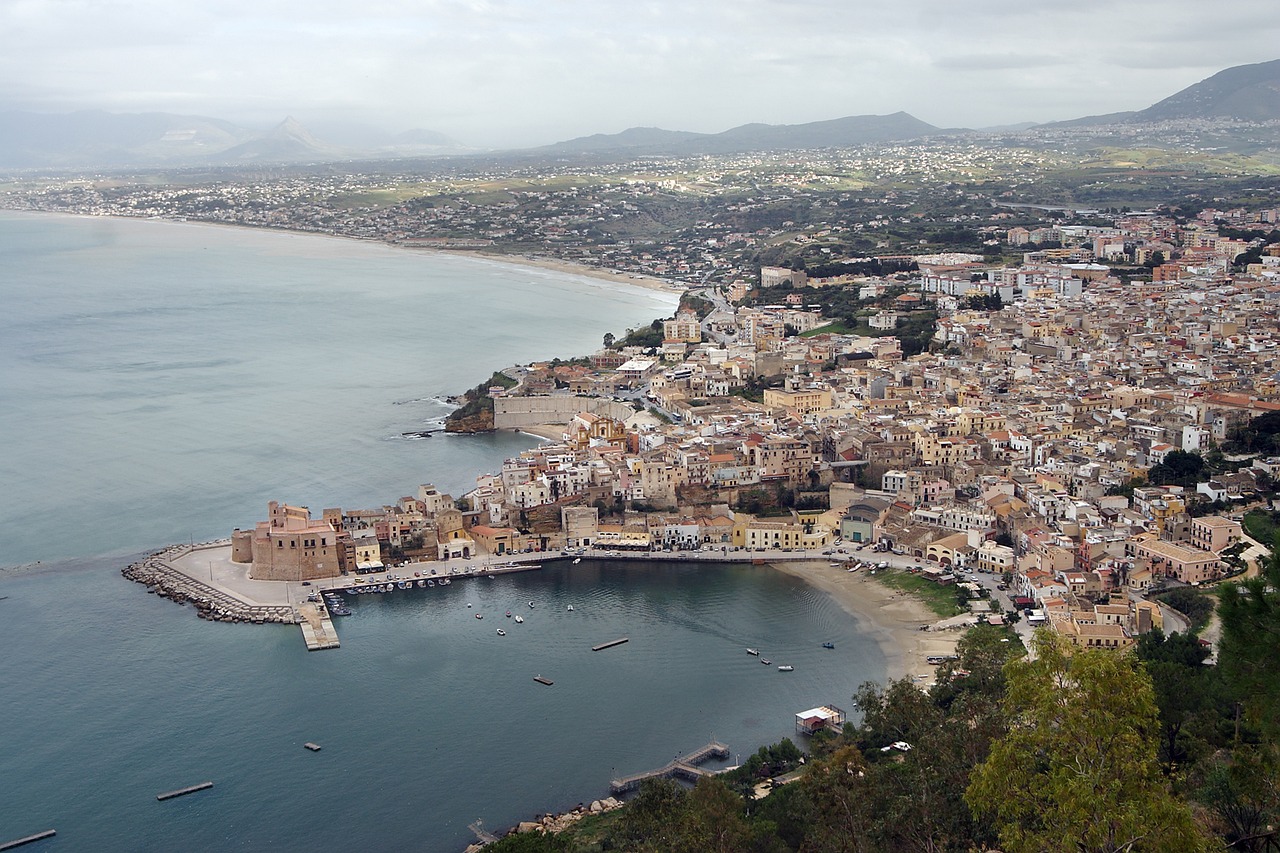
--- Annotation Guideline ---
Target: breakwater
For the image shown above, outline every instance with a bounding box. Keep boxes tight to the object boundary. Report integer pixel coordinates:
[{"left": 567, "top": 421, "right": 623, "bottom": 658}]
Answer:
[{"left": 121, "top": 543, "right": 296, "bottom": 625}]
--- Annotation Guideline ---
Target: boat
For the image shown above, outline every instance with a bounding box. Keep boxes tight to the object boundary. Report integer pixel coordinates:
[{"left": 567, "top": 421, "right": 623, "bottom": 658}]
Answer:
[
  {"left": 396, "top": 581, "right": 408, "bottom": 590},
  {"left": 761, "top": 659, "right": 771, "bottom": 665},
  {"left": 475, "top": 613, "right": 483, "bottom": 619},
  {"left": 746, "top": 648, "right": 760, "bottom": 656},
  {"left": 778, "top": 665, "right": 794, "bottom": 672},
  {"left": 506, "top": 610, "right": 512, "bottom": 618},
  {"left": 417, "top": 579, "right": 426, "bottom": 588},
  {"left": 572, "top": 557, "right": 581, "bottom": 564},
  {"left": 439, "top": 578, "right": 450, "bottom": 586},
  {"left": 496, "top": 628, "right": 506, "bottom": 636},
  {"left": 528, "top": 601, "right": 535, "bottom": 608},
  {"left": 514, "top": 615, "right": 524, "bottom": 623},
  {"left": 567, "top": 605, "right": 574, "bottom": 612},
  {"left": 822, "top": 642, "right": 835, "bottom": 649},
  {"left": 428, "top": 580, "right": 435, "bottom": 587},
  {"left": 467, "top": 602, "right": 472, "bottom": 608},
  {"left": 328, "top": 606, "right": 352, "bottom": 617}
]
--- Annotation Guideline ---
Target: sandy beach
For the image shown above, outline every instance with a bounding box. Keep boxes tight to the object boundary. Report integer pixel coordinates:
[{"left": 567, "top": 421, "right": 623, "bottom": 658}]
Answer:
[
  {"left": 448, "top": 249, "right": 682, "bottom": 296},
  {"left": 516, "top": 423, "right": 569, "bottom": 441},
  {"left": 770, "top": 559, "right": 965, "bottom": 686}
]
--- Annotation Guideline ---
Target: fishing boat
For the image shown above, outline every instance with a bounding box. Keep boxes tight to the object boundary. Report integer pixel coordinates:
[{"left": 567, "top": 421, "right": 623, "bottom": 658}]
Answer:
[
  {"left": 475, "top": 613, "right": 483, "bottom": 619},
  {"left": 761, "top": 659, "right": 771, "bottom": 665},
  {"left": 496, "top": 628, "right": 506, "bottom": 636},
  {"left": 778, "top": 665, "right": 794, "bottom": 672},
  {"left": 572, "top": 557, "right": 581, "bottom": 564},
  {"left": 567, "top": 605, "right": 574, "bottom": 612},
  {"left": 822, "top": 642, "right": 835, "bottom": 649},
  {"left": 506, "top": 610, "right": 512, "bottom": 618},
  {"left": 528, "top": 601, "right": 535, "bottom": 608},
  {"left": 514, "top": 615, "right": 524, "bottom": 623},
  {"left": 746, "top": 648, "right": 760, "bottom": 656}
]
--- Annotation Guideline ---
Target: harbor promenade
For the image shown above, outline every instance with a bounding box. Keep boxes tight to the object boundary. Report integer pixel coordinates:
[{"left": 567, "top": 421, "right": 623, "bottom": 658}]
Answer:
[{"left": 129, "top": 540, "right": 846, "bottom": 648}]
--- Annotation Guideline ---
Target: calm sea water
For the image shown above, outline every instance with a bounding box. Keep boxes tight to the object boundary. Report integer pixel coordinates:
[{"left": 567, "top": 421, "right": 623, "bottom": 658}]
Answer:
[{"left": 0, "top": 213, "right": 887, "bottom": 851}]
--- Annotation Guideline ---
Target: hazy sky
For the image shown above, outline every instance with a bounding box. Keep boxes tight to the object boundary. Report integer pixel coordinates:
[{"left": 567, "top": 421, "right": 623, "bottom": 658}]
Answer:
[{"left": 3, "top": 0, "right": 1278, "bottom": 148}]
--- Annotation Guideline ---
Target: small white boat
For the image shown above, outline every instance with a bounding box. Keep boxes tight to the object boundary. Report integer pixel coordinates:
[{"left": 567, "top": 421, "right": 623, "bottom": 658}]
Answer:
[
  {"left": 573, "top": 557, "right": 581, "bottom": 564},
  {"left": 514, "top": 615, "right": 524, "bottom": 623},
  {"left": 761, "top": 659, "right": 771, "bottom": 665},
  {"left": 467, "top": 602, "right": 472, "bottom": 608},
  {"left": 528, "top": 601, "right": 535, "bottom": 608},
  {"left": 475, "top": 613, "right": 483, "bottom": 620},
  {"left": 778, "top": 665, "right": 794, "bottom": 672},
  {"left": 496, "top": 628, "right": 506, "bottom": 636},
  {"left": 567, "top": 605, "right": 574, "bottom": 612},
  {"left": 746, "top": 648, "right": 760, "bottom": 656}
]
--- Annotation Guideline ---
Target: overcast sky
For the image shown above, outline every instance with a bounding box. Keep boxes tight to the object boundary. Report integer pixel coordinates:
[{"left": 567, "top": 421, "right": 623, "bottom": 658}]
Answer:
[{"left": 3, "top": 0, "right": 1278, "bottom": 149}]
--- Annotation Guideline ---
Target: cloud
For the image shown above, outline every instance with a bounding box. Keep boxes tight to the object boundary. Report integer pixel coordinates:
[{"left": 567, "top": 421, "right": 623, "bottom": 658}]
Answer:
[{"left": 0, "top": 0, "right": 1277, "bottom": 146}]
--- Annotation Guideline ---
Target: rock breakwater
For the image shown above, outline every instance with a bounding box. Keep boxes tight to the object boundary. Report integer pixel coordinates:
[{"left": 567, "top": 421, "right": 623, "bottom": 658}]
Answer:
[{"left": 121, "top": 544, "right": 296, "bottom": 625}]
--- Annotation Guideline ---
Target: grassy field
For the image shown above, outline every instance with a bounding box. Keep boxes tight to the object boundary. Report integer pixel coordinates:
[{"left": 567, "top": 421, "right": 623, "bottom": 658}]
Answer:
[{"left": 870, "top": 568, "right": 965, "bottom": 618}]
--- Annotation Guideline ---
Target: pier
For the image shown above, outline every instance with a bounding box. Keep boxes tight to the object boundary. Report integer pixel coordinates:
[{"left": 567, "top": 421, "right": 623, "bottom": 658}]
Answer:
[
  {"left": 0, "top": 830, "right": 55, "bottom": 851},
  {"left": 591, "top": 637, "right": 629, "bottom": 651},
  {"left": 156, "top": 781, "right": 213, "bottom": 801},
  {"left": 609, "top": 741, "right": 729, "bottom": 794},
  {"left": 298, "top": 602, "right": 340, "bottom": 651}
]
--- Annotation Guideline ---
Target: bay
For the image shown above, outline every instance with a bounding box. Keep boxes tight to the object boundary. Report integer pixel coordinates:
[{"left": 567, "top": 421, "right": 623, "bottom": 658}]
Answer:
[{"left": 0, "top": 213, "right": 887, "bottom": 851}]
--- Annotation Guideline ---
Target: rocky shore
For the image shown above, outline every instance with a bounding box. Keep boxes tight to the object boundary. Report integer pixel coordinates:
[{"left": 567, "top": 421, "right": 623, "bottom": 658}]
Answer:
[
  {"left": 121, "top": 544, "right": 296, "bottom": 624},
  {"left": 463, "top": 797, "right": 625, "bottom": 852}
]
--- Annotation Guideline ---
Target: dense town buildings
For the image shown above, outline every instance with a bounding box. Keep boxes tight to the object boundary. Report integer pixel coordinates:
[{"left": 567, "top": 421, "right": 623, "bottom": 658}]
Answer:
[{"left": 215, "top": 193, "right": 1280, "bottom": 665}]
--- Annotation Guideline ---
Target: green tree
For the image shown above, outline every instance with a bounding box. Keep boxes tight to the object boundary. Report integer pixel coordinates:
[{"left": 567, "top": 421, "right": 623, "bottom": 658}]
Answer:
[
  {"left": 965, "top": 631, "right": 1206, "bottom": 852},
  {"left": 1219, "top": 535, "right": 1280, "bottom": 743}
]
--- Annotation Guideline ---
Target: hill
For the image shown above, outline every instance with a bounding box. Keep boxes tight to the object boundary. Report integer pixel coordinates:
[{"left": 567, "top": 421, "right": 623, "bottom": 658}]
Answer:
[{"left": 538, "top": 111, "right": 942, "bottom": 157}]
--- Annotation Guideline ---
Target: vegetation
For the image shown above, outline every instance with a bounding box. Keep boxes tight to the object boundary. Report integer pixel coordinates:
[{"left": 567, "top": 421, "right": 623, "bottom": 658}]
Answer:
[
  {"left": 1155, "top": 587, "right": 1216, "bottom": 632},
  {"left": 1242, "top": 508, "right": 1280, "bottom": 544},
  {"left": 447, "top": 369, "right": 518, "bottom": 422},
  {"left": 868, "top": 567, "right": 965, "bottom": 618}
]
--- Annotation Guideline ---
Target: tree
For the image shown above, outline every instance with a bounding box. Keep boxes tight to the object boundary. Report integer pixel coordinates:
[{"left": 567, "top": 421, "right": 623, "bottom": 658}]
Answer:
[
  {"left": 603, "top": 331, "right": 615, "bottom": 348},
  {"left": 966, "top": 631, "right": 1206, "bottom": 852},
  {"left": 481, "top": 830, "right": 573, "bottom": 852},
  {"left": 1219, "top": 534, "right": 1280, "bottom": 743}
]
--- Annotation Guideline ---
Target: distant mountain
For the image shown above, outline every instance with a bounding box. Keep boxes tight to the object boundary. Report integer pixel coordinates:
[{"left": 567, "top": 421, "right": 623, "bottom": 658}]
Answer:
[
  {"left": 1133, "top": 58, "right": 1280, "bottom": 122},
  {"left": 1042, "top": 58, "right": 1280, "bottom": 129},
  {"left": 538, "top": 111, "right": 942, "bottom": 157},
  {"left": 217, "top": 116, "right": 340, "bottom": 163},
  {"left": 0, "top": 110, "right": 470, "bottom": 170},
  {"left": 0, "top": 109, "right": 254, "bottom": 169}
]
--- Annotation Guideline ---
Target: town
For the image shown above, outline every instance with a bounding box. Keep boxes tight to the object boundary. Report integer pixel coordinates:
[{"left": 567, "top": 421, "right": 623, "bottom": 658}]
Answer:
[{"left": 125, "top": 188, "right": 1277, "bottom": 663}]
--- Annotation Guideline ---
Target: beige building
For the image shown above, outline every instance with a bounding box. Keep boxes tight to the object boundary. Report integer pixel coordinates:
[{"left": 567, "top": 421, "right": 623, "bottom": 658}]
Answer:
[
  {"left": 1131, "top": 538, "right": 1222, "bottom": 585},
  {"left": 1188, "top": 515, "right": 1242, "bottom": 554},
  {"left": 763, "top": 386, "right": 832, "bottom": 415},
  {"left": 232, "top": 501, "right": 342, "bottom": 582}
]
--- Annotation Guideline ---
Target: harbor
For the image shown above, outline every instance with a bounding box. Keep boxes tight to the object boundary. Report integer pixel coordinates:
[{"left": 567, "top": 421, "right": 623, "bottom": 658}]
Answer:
[{"left": 124, "top": 540, "right": 844, "bottom": 651}]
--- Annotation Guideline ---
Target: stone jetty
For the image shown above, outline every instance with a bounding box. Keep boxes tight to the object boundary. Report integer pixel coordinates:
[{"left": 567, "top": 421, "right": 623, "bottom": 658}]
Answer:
[{"left": 121, "top": 544, "right": 296, "bottom": 625}]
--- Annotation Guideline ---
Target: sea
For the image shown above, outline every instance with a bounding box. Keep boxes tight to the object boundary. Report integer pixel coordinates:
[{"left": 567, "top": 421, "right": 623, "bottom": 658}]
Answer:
[{"left": 0, "top": 212, "right": 888, "bottom": 851}]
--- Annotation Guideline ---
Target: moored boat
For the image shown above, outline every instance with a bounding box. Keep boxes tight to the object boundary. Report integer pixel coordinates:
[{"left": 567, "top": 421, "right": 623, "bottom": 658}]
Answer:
[
  {"left": 746, "top": 648, "right": 759, "bottom": 656},
  {"left": 778, "top": 665, "right": 794, "bottom": 672}
]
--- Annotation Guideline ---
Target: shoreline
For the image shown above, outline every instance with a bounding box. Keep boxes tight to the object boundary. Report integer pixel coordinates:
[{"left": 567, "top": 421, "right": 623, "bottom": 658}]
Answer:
[
  {"left": 768, "top": 560, "right": 963, "bottom": 686},
  {"left": 0, "top": 208, "right": 685, "bottom": 301}
]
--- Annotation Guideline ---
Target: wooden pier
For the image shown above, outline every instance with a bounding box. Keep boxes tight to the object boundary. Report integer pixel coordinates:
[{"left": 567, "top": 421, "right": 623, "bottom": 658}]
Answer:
[
  {"left": 156, "top": 781, "right": 213, "bottom": 801},
  {"left": 0, "top": 830, "right": 55, "bottom": 851},
  {"left": 609, "top": 741, "right": 729, "bottom": 794},
  {"left": 591, "top": 637, "right": 629, "bottom": 651}
]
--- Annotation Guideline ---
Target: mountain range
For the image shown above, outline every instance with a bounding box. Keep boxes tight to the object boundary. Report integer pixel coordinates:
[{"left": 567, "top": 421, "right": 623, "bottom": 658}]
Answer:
[{"left": 1, "top": 58, "right": 1277, "bottom": 171}]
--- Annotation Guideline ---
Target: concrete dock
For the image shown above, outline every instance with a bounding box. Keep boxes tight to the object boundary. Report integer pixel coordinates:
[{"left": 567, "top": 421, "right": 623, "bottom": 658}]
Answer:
[
  {"left": 0, "top": 830, "right": 55, "bottom": 851},
  {"left": 298, "top": 602, "right": 340, "bottom": 651}
]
